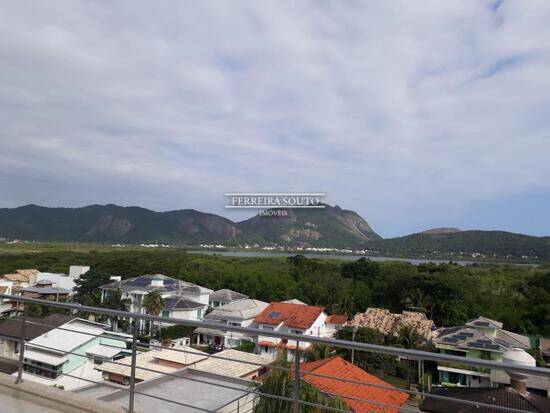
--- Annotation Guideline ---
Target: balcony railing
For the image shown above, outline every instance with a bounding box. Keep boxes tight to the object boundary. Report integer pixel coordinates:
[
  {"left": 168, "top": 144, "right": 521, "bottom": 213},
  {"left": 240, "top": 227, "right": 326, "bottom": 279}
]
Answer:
[{"left": 1, "top": 293, "right": 549, "bottom": 413}]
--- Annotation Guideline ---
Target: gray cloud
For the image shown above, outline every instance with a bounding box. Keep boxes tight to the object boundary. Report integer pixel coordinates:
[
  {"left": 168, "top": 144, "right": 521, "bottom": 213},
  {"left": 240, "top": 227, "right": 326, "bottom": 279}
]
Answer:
[{"left": 1, "top": 0, "right": 550, "bottom": 236}]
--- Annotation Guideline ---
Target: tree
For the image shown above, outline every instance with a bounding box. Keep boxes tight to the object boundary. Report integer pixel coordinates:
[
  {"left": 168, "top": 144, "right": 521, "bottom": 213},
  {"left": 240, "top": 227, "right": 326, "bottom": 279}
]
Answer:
[
  {"left": 73, "top": 268, "right": 112, "bottom": 306},
  {"left": 254, "top": 358, "right": 347, "bottom": 413},
  {"left": 341, "top": 258, "right": 380, "bottom": 285},
  {"left": 142, "top": 289, "right": 164, "bottom": 336},
  {"left": 304, "top": 344, "right": 333, "bottom": 362},
  {"left": 101, "top": 289, "right": 130, "bottom": 331}
]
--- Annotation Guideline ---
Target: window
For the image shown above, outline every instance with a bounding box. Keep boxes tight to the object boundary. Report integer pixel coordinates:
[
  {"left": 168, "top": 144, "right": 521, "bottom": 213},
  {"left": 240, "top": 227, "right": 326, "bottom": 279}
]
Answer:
[
  {"left": 197, "top": 308, "right": 204, "bottom": 319},
  {"left": 290, "top": 329, "right": 303, "bottom": 335},
  {"left": 261, "top": 325, "right": 274, "bottom": 331},
  {"left": 228, "top": 321, "right": 241, "bottom": 327},
  {"left": 161, "top": 310, "right": 170, "bottom": 318}
]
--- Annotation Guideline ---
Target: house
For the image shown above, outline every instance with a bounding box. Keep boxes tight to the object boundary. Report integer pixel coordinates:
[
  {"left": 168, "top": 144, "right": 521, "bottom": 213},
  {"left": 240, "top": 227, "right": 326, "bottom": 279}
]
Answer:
[
  {"left": 0, "top": 313, "right": 70, "bottom": 359},
  {"left": 298, "top": 356, "right": 409, "bottom": 413},
  {"left": 20, "top": 279, "right": 71, "bottom": 301},
  {"left": 348, "top": 308, "right": 435, "bottom": 339},
  {"left": 99, "top": 274, "right": 212, "bottom": 329},
  {"left": 35, "top": 271, "right": 82, "bottom": 292},
  {"left": 195, "top": 298, "right": 269, "bottom": 348},
  {"left": 191, "top": 349, "right": 270, "bottom": 381},
  {"left": 97, "top": 346, "right": 208, "bottom": 385},
  {"left": 0, "top": 269, "right": 41, "bottom": 313},
  {"left": 209, "top": 289, "right": 248, "bottom": 308},
  {"left": 253, "top": 302, "right": 344, "bottom": 360},
  {"left": 421, "top": 348, "right": 550, "bottom": 412},
  {"left": 432, "top": 316, "right": 531, "bottom": 389},
  {"left": 20, "top": 318, "right": 131, "bottom": 389}
]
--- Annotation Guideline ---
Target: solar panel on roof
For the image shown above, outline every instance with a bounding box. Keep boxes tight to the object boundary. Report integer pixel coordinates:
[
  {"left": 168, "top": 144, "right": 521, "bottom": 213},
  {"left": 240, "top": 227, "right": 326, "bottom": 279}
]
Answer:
[
  {"left": 462, "top": 332, "right": 474, "bottom": 337},
  {"left": 443, "top": 337, "right": 459, "bottom": 343},
  {"left": 477, "top": 339, "right": 492, "bottom": 344},
  {"left": 484, "top": 344, "right": 501, "bottom": 350},
  {"left": 268, "top": 311, "right": 281, "bottom": 318},
  {"left": 468, "top": 342, "right": 484, "bottom": 349},
  {"left": 474, "top": 321, "right": 490, "bottom": 327}
]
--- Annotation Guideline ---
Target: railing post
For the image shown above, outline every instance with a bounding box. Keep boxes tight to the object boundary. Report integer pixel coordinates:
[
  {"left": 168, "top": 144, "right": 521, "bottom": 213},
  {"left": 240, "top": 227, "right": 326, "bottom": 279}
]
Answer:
[
  {"left": 128, "top": 319, "right": 139, "bottom": 413},
  {"left": 15, "top": 304, "right": 27, "bottom": 384},
  {"left": 293, "top": 341, "right": 301, "bottom": 413}
]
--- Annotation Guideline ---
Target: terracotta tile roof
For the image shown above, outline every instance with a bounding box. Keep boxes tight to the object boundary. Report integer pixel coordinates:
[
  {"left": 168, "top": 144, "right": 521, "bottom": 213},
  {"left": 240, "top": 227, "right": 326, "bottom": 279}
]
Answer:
[
  {"left": 3, "top": 273, "right": 28, "bottom": 283},
  {"left": 326, "top": 315, "right": 348, "bottom": 325},
  {"left": 254, "top": 302, "right": 324, "bottom": 330},
  {"left": 257, "top": 341, "right": 307, "bottom": 351},
  {"left": 299, "top": 356, "right": 409, "bottom": 413}
]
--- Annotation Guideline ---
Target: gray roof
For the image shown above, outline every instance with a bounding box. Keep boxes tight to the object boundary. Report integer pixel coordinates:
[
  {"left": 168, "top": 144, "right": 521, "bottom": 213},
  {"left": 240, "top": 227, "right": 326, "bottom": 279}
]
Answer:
[
  {"left": 21, "top": 286, "right": 71, "bottom": 295},
  {"left": 465, "top": 316, "right": 503, "bottom": 330},
  {"left": 205, "top": 299, "right": 269, "bottom": 322},
  {"left": 164, "top": 297, "right": 206, "bottom": 310},
  {"left": 93, "top": 370, "right": 254, "bottom": 412},
  {"left": 434, "top": 324, "right": 529, "bottom": 352},
  {"left": 209, "top": 289, "right": 248, "bottom": 302},
  {"left": 100, "top": 274, "right": 212, "bottom": 295}
]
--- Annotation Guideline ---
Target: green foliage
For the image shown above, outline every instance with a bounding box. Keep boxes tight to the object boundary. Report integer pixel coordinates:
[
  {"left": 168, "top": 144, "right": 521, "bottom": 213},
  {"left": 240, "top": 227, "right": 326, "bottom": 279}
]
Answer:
[
  {"left": 159, "top": 324, "right": 195, "bottom": 341},
  {"left": 234, "top": 341, "right": 256, "bottom": 353},
  {"left": 73, "top": 267, "right": 112, "bottom": 306},
  {"left": 0, "top": 249, "right": 548, "bottom": 336},
  {"left": 253, "top": 358, "right": 347, "bottom": 413}
]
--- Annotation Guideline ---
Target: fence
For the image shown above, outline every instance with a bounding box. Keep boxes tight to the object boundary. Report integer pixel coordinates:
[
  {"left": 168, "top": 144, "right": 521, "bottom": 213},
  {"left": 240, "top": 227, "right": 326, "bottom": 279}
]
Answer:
[{"left": 1, "top": 294, "right": 549, "bottom": 413}]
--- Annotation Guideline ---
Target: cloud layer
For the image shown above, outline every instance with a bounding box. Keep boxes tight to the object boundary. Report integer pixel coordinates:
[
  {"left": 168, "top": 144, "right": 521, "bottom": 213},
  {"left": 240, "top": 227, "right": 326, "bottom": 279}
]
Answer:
[{"left": 1, "top": 0, "right": 549, "bottom": 237}]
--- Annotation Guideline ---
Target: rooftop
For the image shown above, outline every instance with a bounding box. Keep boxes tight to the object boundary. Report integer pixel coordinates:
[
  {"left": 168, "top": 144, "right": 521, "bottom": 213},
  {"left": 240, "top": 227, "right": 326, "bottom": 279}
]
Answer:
[
  {"left": 163, "top": 297, "right": 205, "bottom": 310},
  {"left": 191, "top": 349, "right": 270, "bottom": 379},
  {"left": 0, "top": 313, "right": 70, "bottom": 341},
  {"left": 326, "top": 314, "right": 348, "bottom": 325},
  {"left": 420, "top": 386, "right": 550, "bottom": 413},
  {"left": 254, "top": 302, "right": 324, "bottom": 330},
  {"left": 299, "top": 356, "right": 409, "bottom": 413},
  {"left": 205, "top": 298, "right": 269, "bottom": 321},
  {"left": 209, "top": 288, "right": 248, "bottom": 302},
  {"left": 100, "top": 274, "right": 212, "bottom": 295}
]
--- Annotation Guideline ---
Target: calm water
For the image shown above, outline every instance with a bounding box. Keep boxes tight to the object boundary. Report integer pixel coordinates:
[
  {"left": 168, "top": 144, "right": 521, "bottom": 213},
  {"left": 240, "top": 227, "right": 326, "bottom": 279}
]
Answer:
[{"left": 188, "top": 250, "right": 480, "bottom": 265}]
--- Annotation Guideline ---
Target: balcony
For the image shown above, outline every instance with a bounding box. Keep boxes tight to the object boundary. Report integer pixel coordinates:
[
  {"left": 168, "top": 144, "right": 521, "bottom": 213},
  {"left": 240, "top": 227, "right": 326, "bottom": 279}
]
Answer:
[{"left": 0, "top": 293, "right": 549, "bottom": 413}]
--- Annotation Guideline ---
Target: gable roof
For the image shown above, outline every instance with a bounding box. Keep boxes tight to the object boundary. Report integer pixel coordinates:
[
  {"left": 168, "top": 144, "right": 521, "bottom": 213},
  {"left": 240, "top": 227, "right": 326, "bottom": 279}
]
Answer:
[
  {"left": 299, "top": 356, "right": 409, "bottom": 413},
  {"left": 420, "top": 386, "right": 550, "bottom": 413},
  {"left": 163, "top": 297, "right": 205, "bottom": 310},
  {"left": 326, "top": 315, "right": 348, "bottom": 325},
  {"left": 254, "top": 302, "right": 324, "bottom": 330},
  {"left": 191, "top": 349, "right": 270, "bottom": 379},
  {"left": 209, "top": 289, "right": 248, "bottom": 302},
  {"left": 205, "top": 299, "right": 269, "bottom": 321},
  {"left": 100, "top": 274, "right": 212, "bottom": 295},
  {"left": 0, "top": 314, "right": 70, "bottom": 341},
  {"left": 465, "top": 316, "right": 503, "bottom": 330}
]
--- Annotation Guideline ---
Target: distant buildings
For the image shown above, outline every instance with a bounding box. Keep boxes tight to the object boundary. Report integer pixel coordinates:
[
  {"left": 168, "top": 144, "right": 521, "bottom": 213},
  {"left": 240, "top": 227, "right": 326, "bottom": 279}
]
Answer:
[
  {"left": 195, "top": 298, "right": 269, "bottom": 348},
  {"left": 253, "top": 302, "right": 345, "bottom": 360},
  {"left": 348, "top": 308, "right": 435, "bottom": 340}
]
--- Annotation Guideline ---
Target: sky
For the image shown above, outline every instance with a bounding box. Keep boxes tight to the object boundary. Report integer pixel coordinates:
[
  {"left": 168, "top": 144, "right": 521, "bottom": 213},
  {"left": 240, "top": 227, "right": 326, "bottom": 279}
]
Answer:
[{"left": 1, "top": 0, "right": 549, "bottom": 238}]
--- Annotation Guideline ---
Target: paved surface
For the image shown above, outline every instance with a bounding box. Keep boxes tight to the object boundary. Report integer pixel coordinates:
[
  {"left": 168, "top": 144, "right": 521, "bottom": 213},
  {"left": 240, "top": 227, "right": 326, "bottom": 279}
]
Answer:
[
  {"left": 0, "top": 357, "right": 19, "bottom": 375},
  {"left": 0, "top": 392, "right": 61, "bottom": 413}
]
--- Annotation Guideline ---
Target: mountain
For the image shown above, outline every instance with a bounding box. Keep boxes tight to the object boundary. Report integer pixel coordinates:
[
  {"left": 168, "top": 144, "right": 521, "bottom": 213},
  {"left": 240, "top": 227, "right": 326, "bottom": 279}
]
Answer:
[
  {"left": 0, "top": 203, "right": 380, "bottom": 248},
  {"left": 239, "top": 204, "right": 381, "bottom": 247},
  {"left": 365, "top": 230, "right": 550, "bottom": 259},
  {"left": 1, "top": 204, "right": 549, "bottom": 258}
]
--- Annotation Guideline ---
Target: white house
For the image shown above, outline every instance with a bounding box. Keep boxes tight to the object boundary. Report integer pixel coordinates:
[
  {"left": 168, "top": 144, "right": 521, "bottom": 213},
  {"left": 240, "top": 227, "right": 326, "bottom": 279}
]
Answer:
[
  {"left": 100, "top": 274, "right": 212, "bottom": 329},
  {"left": 253, "top": 302, "right": 345, "bottom": 360},
  {"left": 209, "top": 289, "right": 248, "bottom": 308},
  {"left": 195, "top": 299, "right": 269, "bottom": 348}
]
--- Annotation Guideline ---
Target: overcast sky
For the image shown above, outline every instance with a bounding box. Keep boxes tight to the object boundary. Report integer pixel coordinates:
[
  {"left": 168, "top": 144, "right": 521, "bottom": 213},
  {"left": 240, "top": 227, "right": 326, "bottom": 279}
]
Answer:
[{"left": 1, "top": 1, "right": 549, "bottom": 238}]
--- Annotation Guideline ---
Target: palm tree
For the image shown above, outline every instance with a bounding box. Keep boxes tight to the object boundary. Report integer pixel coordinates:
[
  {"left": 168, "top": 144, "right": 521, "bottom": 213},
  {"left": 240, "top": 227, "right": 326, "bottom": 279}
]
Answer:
[
  {"left": 304, "top": 344, "right": 333, "bottom": 362},
  {"left": 102, "top": 289, "right": 130, "bottom": 331},
  {"left": 142, "top": 290, "right": 165, "bottom": 336}
]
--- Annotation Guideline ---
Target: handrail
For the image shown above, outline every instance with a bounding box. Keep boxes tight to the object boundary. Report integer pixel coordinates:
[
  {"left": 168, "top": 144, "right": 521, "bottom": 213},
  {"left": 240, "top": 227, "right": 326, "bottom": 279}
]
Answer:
[{"left": 3, "top": 294, "right": 549, "bottom": 378}]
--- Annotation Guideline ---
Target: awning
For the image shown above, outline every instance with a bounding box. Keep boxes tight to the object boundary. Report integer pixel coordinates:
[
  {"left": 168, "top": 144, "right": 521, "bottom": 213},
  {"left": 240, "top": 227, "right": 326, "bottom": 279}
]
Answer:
[
  {"left": 24, "top": 349, "right": 68, "bottom": 366},
  {"left": 86, "top": 344, "right": 125, "bottom": 359},
  {"left": 194, "top": 327, "right": 226, "bottom": 336}
]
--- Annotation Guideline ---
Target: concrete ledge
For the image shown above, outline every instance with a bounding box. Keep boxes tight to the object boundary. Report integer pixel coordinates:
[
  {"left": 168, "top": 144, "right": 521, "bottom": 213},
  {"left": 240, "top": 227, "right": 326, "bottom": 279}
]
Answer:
[{"left": 0, "top": 372, "right": 125, "bottom": 413}]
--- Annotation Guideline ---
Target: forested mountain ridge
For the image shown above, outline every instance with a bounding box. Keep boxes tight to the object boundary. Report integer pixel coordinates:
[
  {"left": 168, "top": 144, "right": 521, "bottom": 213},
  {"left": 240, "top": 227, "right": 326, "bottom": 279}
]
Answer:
[{"left": 0, "top": 204, "right": 549, "bottom": 259}]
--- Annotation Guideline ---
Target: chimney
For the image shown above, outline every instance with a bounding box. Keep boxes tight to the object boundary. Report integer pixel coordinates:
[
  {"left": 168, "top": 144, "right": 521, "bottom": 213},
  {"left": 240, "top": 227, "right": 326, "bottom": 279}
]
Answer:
[{"left": 502, "top": 348, "right": 536, "bottom": 395}]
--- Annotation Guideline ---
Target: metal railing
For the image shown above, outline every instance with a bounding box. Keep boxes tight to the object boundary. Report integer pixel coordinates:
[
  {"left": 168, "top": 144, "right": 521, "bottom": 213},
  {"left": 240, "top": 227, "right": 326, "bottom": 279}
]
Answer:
[{"left": 1, "top": 293, "right": 549, "bottom": 413}]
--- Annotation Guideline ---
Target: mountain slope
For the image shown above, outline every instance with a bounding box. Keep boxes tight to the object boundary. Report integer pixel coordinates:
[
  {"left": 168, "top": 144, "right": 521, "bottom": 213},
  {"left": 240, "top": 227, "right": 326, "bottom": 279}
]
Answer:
[
  {"left": 365, "top": 230, "right": 550, "bottom": 259},
  {"left": 238, "top": 204, "right": 381, "bottom": 247}
]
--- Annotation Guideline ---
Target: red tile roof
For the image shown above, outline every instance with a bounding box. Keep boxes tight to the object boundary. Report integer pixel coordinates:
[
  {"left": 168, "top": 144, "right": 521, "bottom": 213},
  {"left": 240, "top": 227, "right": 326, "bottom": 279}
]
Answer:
[
  {"left": 326, "top": 314, "right": 347, "bottom": 325},
  {"left": 254, "top": 302, "right": 324, "bottom": 330},
  {"left": 299, "top": 356, "right": 408, "bottom": 413}
]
